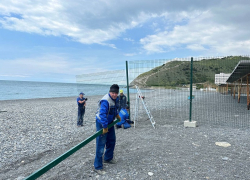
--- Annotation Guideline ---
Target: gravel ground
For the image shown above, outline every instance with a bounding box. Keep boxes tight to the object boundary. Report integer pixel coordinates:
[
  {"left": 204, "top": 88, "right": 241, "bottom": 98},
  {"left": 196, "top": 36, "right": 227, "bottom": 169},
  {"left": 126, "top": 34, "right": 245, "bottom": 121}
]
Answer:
[{"left": 0, "top": 90, "right": 249, "bottom": 180}]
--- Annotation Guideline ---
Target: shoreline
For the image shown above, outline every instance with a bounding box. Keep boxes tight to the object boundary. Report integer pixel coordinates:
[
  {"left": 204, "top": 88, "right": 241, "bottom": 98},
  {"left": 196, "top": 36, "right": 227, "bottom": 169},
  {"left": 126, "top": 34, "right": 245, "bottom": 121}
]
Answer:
[
  {"left": 0, "top": 91, "right": 138, "bottom": 102},
  {"left": 0, "top": 95, "right": 103, "bottom": 102},
  {"left": 0, "top": 96, "right": 75, "bottom": 102}
]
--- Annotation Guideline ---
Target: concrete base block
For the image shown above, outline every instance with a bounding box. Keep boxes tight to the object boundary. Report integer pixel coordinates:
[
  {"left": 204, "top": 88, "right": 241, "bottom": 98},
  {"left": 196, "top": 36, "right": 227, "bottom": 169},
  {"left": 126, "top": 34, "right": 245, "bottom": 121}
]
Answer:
[{"left": 184, "top": 120, "right": 197, "bottom": 127}]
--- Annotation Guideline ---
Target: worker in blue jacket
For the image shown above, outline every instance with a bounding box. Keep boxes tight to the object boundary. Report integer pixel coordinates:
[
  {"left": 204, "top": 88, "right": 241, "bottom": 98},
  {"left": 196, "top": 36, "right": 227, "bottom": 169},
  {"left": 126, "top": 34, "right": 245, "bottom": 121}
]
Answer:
[
  {"left": 94, "top": 84, "right": 121, "bottom": 175},
  {"left": 116, "top": 105, "right": 132, "bottom": 129},
  {"left": 76, "top": 92, "right": 86, "bottom": 127}
]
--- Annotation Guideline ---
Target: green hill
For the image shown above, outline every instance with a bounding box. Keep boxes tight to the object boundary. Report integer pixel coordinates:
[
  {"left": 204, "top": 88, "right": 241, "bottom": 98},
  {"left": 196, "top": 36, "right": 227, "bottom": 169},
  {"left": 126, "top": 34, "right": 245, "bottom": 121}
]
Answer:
[{"left": 132, "top": 56, "right": 250, "bottom": 87}]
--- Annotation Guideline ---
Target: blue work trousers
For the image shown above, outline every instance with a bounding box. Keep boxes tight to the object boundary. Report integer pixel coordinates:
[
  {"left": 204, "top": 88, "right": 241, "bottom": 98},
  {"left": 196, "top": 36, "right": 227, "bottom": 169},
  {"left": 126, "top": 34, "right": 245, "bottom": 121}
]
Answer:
[
  {"left": 77, "top": 107, "right": 85, "bottom": 126},
  {"left": 94, "top": 120, "right": 116, "bottom": 170}
]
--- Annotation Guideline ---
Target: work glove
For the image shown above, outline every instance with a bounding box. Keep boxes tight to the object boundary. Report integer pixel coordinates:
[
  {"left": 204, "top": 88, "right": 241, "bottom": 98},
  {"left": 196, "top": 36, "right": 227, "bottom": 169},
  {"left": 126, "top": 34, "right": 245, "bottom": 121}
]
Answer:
[
  {"left": 116, "top": 114, "right": 121, "bottom": 122},
  {"left": 102, "top": 128, "right": 108, "bottom": 134}
]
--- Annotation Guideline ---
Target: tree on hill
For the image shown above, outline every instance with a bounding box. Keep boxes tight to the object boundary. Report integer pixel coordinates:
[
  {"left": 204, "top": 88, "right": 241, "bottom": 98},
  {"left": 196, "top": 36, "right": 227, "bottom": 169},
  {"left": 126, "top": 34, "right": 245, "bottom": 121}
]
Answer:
[{"left": 133, "top": 56, "right": 250, "bottom": 87}]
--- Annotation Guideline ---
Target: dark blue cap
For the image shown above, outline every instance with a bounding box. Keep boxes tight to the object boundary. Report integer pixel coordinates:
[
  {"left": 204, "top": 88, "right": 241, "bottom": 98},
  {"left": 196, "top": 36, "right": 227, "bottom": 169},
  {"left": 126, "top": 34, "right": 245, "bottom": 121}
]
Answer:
[{"left": 79, "top": 92, "right": 85, "bottom": 95}]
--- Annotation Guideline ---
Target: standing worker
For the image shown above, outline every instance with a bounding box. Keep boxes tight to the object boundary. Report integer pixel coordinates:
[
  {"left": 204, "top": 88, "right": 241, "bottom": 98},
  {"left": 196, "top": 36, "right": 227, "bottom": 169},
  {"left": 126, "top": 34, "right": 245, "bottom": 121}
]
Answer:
[
  {"left": 117, "top": 89, "right": 127, "bottom": 113},
  {"left": 76, "top": 92, "right": 86, "bottom": 127},
  {"left": 94, "top": 84, "right": 121, "bottom": 175}
]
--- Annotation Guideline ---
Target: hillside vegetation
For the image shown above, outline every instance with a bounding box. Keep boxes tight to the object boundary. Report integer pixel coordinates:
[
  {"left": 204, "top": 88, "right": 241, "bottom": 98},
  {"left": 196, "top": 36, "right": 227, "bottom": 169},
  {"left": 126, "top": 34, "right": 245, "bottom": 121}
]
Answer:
[{"left": 132, "top": 56, "right": 250, "bottom": 87}]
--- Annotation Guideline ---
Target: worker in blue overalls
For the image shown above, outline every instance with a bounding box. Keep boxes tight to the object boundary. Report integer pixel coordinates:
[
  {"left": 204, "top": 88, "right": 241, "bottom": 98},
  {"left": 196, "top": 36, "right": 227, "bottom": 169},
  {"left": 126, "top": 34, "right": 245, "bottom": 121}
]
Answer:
[
  {"left": 76, "top": 92, "right": 86, "bottom": 127},
  {"left": 94, "top": 84, "right": 121, "bottom": 175},
  {"left": 116, "top": 105, "right": 133, "bottom": 129}
]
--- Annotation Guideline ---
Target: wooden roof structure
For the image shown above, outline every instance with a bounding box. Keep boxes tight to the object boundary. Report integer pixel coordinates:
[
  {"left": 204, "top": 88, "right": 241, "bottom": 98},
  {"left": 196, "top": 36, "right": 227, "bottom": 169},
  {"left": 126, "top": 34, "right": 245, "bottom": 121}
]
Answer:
[
  {"left": 226, "top": 60, "right": 250, "bottom": 83},
  {"left": 223, "top": 60, "right": 250, "bottom": 110}
]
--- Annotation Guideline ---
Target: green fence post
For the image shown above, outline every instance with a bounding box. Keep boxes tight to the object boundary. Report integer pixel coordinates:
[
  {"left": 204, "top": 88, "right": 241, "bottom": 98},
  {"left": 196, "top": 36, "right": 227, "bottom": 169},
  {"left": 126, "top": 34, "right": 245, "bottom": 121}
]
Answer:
[
  {"left": 24, "top": 119, "right": 120, "bottom": 180},
  {"left": 189, "top": 57, "right": 193, "bottom": 122},
  {"left": 126, "top": 61, "right": 131, "bottom": 120}
]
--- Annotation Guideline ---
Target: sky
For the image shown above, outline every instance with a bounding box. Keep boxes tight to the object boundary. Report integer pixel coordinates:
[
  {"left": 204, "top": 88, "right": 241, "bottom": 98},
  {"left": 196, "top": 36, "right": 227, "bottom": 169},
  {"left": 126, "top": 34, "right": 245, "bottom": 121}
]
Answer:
[{"left": 0, "top": 0, "right": 250, "bottom": 83}]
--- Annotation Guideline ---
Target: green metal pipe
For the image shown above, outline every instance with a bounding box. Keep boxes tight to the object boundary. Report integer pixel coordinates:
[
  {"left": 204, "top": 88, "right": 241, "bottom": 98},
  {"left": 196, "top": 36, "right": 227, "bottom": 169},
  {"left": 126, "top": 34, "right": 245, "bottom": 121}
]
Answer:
[
  {"left": 189, "top": 57, "right": 193, "bottom": 122},
  {"left": 126, "top": 61, "right": 131, "bottom": 120},
  {"left": 24, "top": 119, "right": 120, "bottom": 180}
]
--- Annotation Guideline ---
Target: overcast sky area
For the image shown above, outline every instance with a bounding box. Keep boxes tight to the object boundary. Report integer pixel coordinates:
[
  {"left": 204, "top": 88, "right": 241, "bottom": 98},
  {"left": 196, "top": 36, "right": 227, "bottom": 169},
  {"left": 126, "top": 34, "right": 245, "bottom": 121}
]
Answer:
[{"left": 0, "top": 0, "right": 250, "bottom": 83}]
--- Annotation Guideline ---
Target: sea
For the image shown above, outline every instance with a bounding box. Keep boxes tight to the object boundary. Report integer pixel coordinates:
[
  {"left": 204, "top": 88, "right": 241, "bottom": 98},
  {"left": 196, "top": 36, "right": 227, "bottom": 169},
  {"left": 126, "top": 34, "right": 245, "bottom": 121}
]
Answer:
[{"left": 0, "top": 80, "right": 134, "bottom": 101}]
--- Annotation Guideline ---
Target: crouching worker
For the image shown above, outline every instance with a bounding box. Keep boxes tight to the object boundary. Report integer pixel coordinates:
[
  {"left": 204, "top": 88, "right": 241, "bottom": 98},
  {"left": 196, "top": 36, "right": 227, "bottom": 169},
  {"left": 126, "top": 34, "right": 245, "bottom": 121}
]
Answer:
[
  {"left": 116, "top": 105, "right": 134, "bottom": 129},
  {"left": 94, "top": 84, "right": 121, "bottom": 175}
]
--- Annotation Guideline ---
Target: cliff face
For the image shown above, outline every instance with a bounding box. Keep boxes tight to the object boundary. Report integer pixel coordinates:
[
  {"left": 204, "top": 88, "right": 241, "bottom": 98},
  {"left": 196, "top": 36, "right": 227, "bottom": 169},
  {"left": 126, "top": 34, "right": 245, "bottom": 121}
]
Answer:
[{"left": 132, "top": 56, "right": 250, "bottom": 87}]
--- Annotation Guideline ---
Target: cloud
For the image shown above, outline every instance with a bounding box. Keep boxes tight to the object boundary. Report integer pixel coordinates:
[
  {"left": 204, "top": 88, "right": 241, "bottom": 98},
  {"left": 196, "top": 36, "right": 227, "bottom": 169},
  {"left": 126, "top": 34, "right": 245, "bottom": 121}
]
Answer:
[
  {"left": 0, "top": 0, "right": 154, "bottom": 47},
  {"left": 186, "top": 44, "right": 206, "bottom": 51},
  {"left": 123, "top": 38, "right": 134, "bottom": 42},
  {"left": 0, "top": 1, "right": 222, "bottom": 46},
  {"left": 140, "top": 2, "right": 250, "bottom": 55},
  {"left": 0, "top": 0, "right": 250, "bottom": 55},
  {"left": 124, "top": 53, "right": 136, "bottom": 56},
  {"left": 0, "top": 56, "right": 70, "bottom": 78},
  {"left": 99, "top": 43, "right": 117, "bottom": 49},
  {"left": 0, "top": 53, "right": 119, "bottom": 82}
]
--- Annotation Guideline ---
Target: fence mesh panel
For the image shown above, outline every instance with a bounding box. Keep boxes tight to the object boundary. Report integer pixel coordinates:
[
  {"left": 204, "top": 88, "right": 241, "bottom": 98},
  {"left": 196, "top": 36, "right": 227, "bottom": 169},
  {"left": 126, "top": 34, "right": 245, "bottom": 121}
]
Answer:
[{"left": 128, "top": 56, "right": 250, "bottom": 128}]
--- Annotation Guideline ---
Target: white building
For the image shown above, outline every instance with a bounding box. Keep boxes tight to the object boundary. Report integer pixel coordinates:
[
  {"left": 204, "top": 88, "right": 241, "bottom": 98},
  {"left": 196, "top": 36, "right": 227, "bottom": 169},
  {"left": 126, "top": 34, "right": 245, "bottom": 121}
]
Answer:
[{"left": 215, "top": 73, "right": 231, "bottom": 85}]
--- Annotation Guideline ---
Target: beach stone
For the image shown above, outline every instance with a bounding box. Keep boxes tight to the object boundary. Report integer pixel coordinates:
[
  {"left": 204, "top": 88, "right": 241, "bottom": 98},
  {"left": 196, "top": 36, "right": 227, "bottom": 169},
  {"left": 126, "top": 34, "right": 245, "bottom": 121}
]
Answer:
[
  {"left": 215, "top": 142, "right": 231, "bottom": 147},
  {"left": 1, "top": 92, "right": 250, "bottom": 180},
  {"left": 148, "top": 172, "right": 154, "bottom": 176},
  {"left": 222, "top": 157, "right": 229, "bottom": 161}
]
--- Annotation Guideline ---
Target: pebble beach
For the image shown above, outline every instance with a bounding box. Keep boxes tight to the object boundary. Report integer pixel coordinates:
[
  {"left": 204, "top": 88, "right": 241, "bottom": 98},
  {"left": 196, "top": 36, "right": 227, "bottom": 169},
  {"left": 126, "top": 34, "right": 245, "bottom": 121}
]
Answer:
[{"left": 0, "top": 90, "right": 250, "bottom": 180}]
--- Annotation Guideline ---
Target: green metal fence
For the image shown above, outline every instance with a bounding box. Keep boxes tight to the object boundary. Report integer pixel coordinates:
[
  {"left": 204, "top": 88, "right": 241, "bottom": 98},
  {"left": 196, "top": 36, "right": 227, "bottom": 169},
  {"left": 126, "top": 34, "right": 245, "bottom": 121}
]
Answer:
[
  {"left": 128, "top": 56, "right": 250, "bottom": 128},
  {"left": 5, "top": 56, "right": 250, "bottom": 180},
  {"left": 24, "top": 119, "right": 119, "bottom": 180}
]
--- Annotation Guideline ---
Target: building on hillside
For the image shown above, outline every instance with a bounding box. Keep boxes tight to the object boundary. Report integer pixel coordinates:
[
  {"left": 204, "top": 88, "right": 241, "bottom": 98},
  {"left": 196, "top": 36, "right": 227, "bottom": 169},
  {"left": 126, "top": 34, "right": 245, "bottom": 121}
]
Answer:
[{"left": 215, "top": 73, "right": 231, "bottom": 85}]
